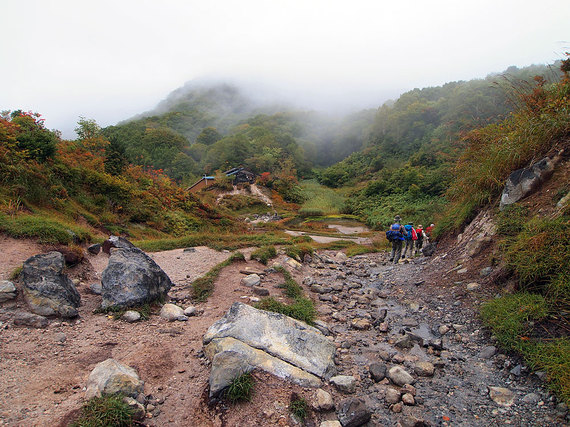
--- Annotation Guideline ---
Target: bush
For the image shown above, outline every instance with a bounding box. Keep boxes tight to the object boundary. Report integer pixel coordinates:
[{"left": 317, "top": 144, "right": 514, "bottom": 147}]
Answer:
[
  {"left": 289, "top": 393, "right": 308, "bottom": 421},
  {"left": 285, "top": 244, "right": 313, "bottom": 261},
  {"left": 70, "top": 394, "right": 134, "bottom": 427}
]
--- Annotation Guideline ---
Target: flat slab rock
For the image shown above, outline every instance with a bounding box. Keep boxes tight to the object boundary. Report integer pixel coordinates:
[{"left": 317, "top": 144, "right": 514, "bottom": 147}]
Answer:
[{"left": 204, "top": 302, "right": 337, "bottom": 379}]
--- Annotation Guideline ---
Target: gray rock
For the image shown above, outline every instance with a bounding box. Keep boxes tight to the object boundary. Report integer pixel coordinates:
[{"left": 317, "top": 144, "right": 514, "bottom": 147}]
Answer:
[
  {"left": 314, "top": 388, "right": 334, "bottom": 411},
  {"left": 160, "top": 303, "right": 186, "bottom": 321},
  {"left": 385, "top": 387, "right": 401, "bottom": 404},
  {"left": 122, "top": 396, "right": 146, "bottom": 421},
  {"left": 500, "top": 156, "right": 555, "bottom": 210},
  {"left": 414, "top": 361, "right": 435, "bottom": 377},
  {"left": 480, "top": 267, "right": 493, "bottom": 277},
  {"left": 183, "top": 247, "right": 196, "bottom": 253},
  {"left": 54, "top": 332, "right": 66, "bottom": 343},
  {"left": 205, "top": 337, "right": 320, "bottom": 397},
  {"left": 510, "top": 364, "right": 522, "bottom": 376},
  {"left": 87, "top": 244, "right": 101, "bottom": 255},
  {"left": 21, "top": 252, "right": 80, "bottom": 317},
  {"left": 101, "top": 248, "right": 172, "bottom": 309},
  {"left": 337, "top": 397, "right": 371, "bottom": 427},
  {"left": 488, "top": 386, "right": 515, "bottom": 406},
  {"left": 387, "top": 366, "right": 415, "bottom": 386},
  {"left": 252, "top": 286, "right": 269, "bottom": 296},
  {"left": 479, "top": 346, "right": 497, "bottom": 359},
  {"left": 204, "top": 302, "right": 336, "bottom": 379},
  {"left": 369, "top": 362, "right": 386, "bottom": 382},
  {"left": 102, "top": 235, "right": 136, "bottom": 254},
  {"left": 313, "top": 320, "right": 331, "bottom": 336},
  {"left": 0, "top": 280, "right": 17, "bottom": 302},
  {"left": 13, "top": 311, "right": 49, "bottom": 328},
  {"left": 183, "top": 305, "right": 197, "bottom": 316},
  {"left": 85, "top": 359, "right": 144, "bottom": 399},
  {"left": 330, "top": 375, "right": 356, "bottom": 393},
  {"left": 402, "top": 393, "right": 415, "bottom": 405},
  {"left": 466, "top": 282, "right": 480, "bottom": 291},
  {"left": 89, "top": 283, "right": 102, "bottom": 295},
  {"left": 122, "top": 310, "right": 141, "bottom": 322},
  {"left": 241, "top": 274, "right": 261, "bottom": 287},
  {"left": 522, "top": 393, "right": 540, "bottom": 404},
  {"left": 408, "top": 323, "right": 436, "bottom": 347}
]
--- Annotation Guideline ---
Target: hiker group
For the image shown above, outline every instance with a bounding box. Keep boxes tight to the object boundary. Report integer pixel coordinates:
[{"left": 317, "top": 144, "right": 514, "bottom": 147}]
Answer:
[{"left": 386, "top": 215, "right": 434, "bottom": 264}]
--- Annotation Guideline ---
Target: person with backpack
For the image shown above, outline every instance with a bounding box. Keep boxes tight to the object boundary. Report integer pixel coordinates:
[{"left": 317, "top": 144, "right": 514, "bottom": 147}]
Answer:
[
  {"left": 414, "top": 224, "right": 425, "bottom": 255},
  {"left": 402, "top": 222, "right": 417, "bottom": 259},
  {"left": 387, "top": 215, "right": 406, "bottom": 264}
]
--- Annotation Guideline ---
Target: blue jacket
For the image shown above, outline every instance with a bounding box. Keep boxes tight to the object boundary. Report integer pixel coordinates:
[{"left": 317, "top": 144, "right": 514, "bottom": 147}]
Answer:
[{"left": 403, "top": 224, "right": 414, "bottom": 240}]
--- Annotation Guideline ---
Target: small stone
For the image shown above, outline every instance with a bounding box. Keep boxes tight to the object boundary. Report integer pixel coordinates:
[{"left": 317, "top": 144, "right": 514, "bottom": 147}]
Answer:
[
  {"left": 402, "top": 393, "right": 415, "bottom": 405},
  {"left": 387, "top": 366, "right": 415, "bottom": 386},
  {"left": 314, "top": 388, "right": 334, "bottom": 411},
  {"left": 438, "top": 325, "right": 450, "bottom": 335},
  {"left": 401, "top": 384, "right": 416, "bottom": 396},
  {"left": 89, "top": 283, "right": 103, "bottom": 295},
  {"left": 466, "top": 282, "right": 480, "bottom": 291},
  {"left": 183, "top": 247, "right": 196, "bottom": 253},
  {"left": 252, "top": 286, "right": 269, "bottom": 296},
  {"left": 146, "top": 403, "right": 156, "bottom": 412},
  {"left": 122, "top": 396, "right": 146, "bottom": 421},
  {"left": 385, "top": 388, "right": 401, "bottom": 404},
  {"left": 414, "top": 361, "right": 435, "bottom": 377},
  {"left": 480, "top": 267, "right": 493, "bottom": 277},
  {"left": 54, "top": 332, "right": 67, "bottom": 343},
  {"left": 330, "top": 375, "right": 357, "bottom": 393},
  {"left": 337, "top": 398, "right": 371, "bottom": 427},
  {"left": 457, "top": 268, "right": 468, "bottom": 275},
  {"left": 369, "top": 362, "right": 387, "bottom": 382},
  {"left": 351, "top": 319, "right": 371, "bottom": 330},
  {"left": 391, "top": 402, "right": 403, "bottom": 413},
  {"left": 479, "top": 346, "right": 497, "bottom": 359},
  {"left": 87, "top": 244, "right": 101, "bottom": 255},
  {"left": 183, "top": 306, "right": 197, "bottom": 316},
  {"left": 510, "top": 364, "right": 522, "bottom": 376},
  {"left": 522, "top": 393, "right": 540, "bottom": 404},
  {"left": 378, "top": 322, "right": 389, "bottom": 332},
  {"left": 241, "top": 274, "right": 261, "bottom": 287},
  {"left": 122, "top": 310, "right": 141, "bottom": 323},
  {"left": 0, "top": 280, "right": 17, "bottom": 302},
  {"left": 488, "top": 386, "right": 515, "bottom": 406},
  {"left": 159, "top": 303, "right": 186, "bottom": 321}
]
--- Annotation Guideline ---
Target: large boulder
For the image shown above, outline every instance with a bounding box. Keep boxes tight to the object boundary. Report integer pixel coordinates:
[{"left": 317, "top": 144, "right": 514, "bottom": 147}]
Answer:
[
  {"left": 204, "top": 302, "right": 337, "bottom": 379},
  {"left": 85, "top": 359, "right": 144, "bottom": 399},
  {"left": 101, "top": 248, "right": 172, "bottom": 309},
  {"left": 21, "top": 252, "right": 80, "bottom": 318},
  {"left": 205, "top": 337, "right": 321, "bottom": 397},
  {"left": 102, "top": 235, "right": 136, "bottom": 254},
  {"left": 500, "top": 156, "right": 555, "bottom": 210}
]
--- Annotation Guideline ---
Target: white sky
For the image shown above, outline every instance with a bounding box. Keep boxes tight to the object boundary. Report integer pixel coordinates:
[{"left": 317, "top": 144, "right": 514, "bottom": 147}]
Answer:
[{"left": 1, "top": 0, "right": 568, "bottom": 138}]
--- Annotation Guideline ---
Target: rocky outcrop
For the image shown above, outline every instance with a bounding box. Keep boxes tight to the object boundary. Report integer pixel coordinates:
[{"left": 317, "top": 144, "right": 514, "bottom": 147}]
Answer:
[
  {"left": 500, "top": 155, "right": 558, "bottom": 210},
  {"left": 204, "top": 302, "right": 337, "bottom": 379},
  {"left": 85, "top": 359, "right": 144, "bottom": 399},
  {"left": 21, "top": 251, "right": 81, "bottom": 318},
  {"left": 101, "top": 248, "right": 172, "bottom": 309},
  {"left": 102, "top": 235, "right": 136, "bottom": 254}
]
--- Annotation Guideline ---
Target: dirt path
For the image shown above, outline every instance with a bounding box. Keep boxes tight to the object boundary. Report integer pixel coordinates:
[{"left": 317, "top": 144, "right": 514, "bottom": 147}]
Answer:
[{"left": 0, "top": 238, "right": 566, "bottom": 426}]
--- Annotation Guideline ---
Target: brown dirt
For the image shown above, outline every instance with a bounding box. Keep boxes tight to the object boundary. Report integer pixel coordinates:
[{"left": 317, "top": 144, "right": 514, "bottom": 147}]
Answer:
[{"left": 0, "top": 240, "right": 327, "bottom": 427}]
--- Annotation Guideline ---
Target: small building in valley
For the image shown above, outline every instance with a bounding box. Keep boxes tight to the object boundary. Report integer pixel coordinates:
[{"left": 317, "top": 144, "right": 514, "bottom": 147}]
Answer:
[
  {"left": 224, "top": 167, "right": 255, "bottom": 184},
  {"left": 188, "top": 175, "right": 215, "bottom": 193}
]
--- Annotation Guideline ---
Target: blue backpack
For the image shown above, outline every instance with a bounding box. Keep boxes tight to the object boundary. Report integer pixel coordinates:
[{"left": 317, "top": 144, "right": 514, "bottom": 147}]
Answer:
[
  {"left": 386, "top": 223, "right": 404, "bottom": 241},
  {"left": 403, "top": 224, "right": 414, "bottom": 240}
]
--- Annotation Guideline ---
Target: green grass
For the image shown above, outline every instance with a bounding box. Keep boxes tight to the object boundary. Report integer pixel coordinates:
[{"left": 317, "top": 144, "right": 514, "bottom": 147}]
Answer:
[
  {"left": 70, "top": 394, "right": 133, "bottom": 427},
  {"left": 481, "top": 293, "right": 569, "bottom": 404},
  {"left": 136, "top": 231, "right": 293, "bottom": 252},
  {"left": 250, "top": 245, "right": 277, "bottom": 265},
  {"left": 300, "top": 179, "right": 346, "bottom": 215},
  {"left": 225, "top": 372, "right": 255, "bottom": 403},
  {"left": 284, "top": 243, "right": 313, "bottom": 261},
  {"left": 191, "top": 252, "right": 245, "bottom": 302},
  {"left": 0, "top": 212, "right": 92, "bottom": 244},
  {"left": 255, "top": 297, "right": 316, "bottom": 325},
  {"left": 289, "top": 394, "right": 308, "bottom": 421},
  {"left": 9, "top": 266, "right": 22, "bottom": 281}
]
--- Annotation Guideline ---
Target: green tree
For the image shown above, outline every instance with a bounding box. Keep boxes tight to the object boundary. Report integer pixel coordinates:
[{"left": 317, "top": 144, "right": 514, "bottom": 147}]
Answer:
[{"left": 196, "top": 127, "right": 222, "bottom": 145}]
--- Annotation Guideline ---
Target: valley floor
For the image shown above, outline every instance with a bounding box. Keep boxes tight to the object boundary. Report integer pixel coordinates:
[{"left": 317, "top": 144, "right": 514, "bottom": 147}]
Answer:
[{"left": 0, "top": 238, "right": 567, "bottom": 426}]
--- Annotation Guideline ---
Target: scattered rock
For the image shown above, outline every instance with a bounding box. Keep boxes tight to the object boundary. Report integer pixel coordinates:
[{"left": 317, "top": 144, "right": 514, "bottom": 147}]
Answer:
[
  {"left": 21, "top": 251, "right": 81, "bottom": 318},
  {"left": 330, "top": 375, "right": 357, "bottom": 393},
  {"left": 87, "top": 244, "right": 101, "bottom": 255},
  {"left": 123, "top": 396, "right": 146, "bottom": 421},
  {"left": 438, "top": 325, "right": 450, "bottom": 335},
  {"left": 285, "top": 257, "right": 303, "bottom": 270},
  {"left": 391, "top": 402, "right": 403, "bottom": 413},
  {"left": 102, "top": 235, "right": 136, "bottom": 254},
  {"left": 466, "top": 282, "right": 480, "bottom": 291},
  {"left": 160, "top": 303, "right": 187, "bottom": 321},
  {"left": 402, "top": 393, "right": 415, "bottom": 405},
  {"left": 252, "top": 285, "right": 269, "bottom": 296},
  {"left": 369, "top": 362, "right": 387, "bottom": 382},
  {"left": 385, "top": 388, "right": 401, "bottom": 404},
  {"left": 183, "top": 305, "right": 197, "bottom": 316},
  {"left": 387, "top": 366, "right": 415, "bottom": 386},
  {"left": 85, "top": 359, "right": 144, "bottom": 399},
  {"left": 89, "top": 283, "right": 102, "bottom": 295},
  {"left": 314, "top": 388, "right": 334, "bottom": 411},
  {"left": 351, "top": 319, "right": 371, "bottom": 330},
  {"left": 122, "top": 310, "right": 141, "bottom": 323},
  {"left": 54, "top": 332, "right": 66, "bottom": 343},
  {"left": 488, "top": 386, "right": 515, "bottom": 406},
  {"left": 479, "top": 346, "right": 497, "bottom": 359},
  {"left": 414, "top": 361, "right": 435, "bottom": 377},
  {"left": 337, "top": 397, "right": 371, "bottom": 427},
  {"left": 480, "top": 267, "right": 493, "bottom": 277},
  {"left": 0, "top": 280, "right": 17, "bottom": 302},
  {"left": 13, "top": 311, "right": 49, "bottom": 328},
  {"left": 241, "top": 274, "right": 261, "bottom": 287},
  {"left": 101, "top": 248, "right": 172, "bottom": 309},
  {"left": 522, "top": 393, "right": 540, "bottom": 404}
]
